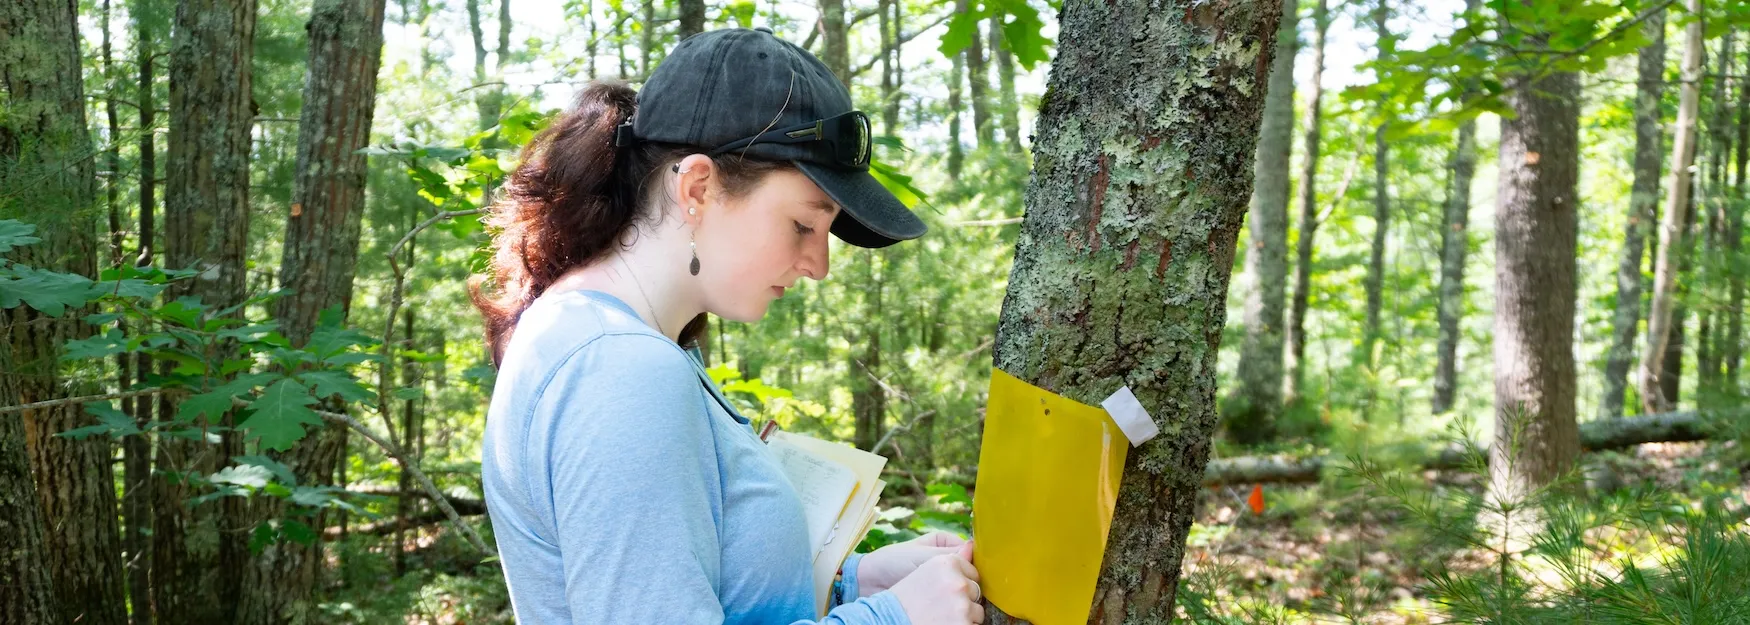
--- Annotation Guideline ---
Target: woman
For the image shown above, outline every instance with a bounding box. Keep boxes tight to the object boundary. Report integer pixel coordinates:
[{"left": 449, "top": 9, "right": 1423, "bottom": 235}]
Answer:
[{"left": 473, "top": 27, "right": 984, "bottom": 624}]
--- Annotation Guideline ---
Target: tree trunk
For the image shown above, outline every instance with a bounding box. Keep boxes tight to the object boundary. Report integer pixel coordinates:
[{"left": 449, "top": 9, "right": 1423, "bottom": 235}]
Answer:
[
  {"left": 679, "top": 0, "right": 704, "bottom": 39},
  {"left": 2, "top": 1, "right": 125, "bottom": 622},
  {"left": 989, "top": 15, "right": 1022, "bottom": 153},
  {"left": 948, "top": 51, "right": 965, "bottom": 178},
  {"left": 1432, "top": 0, "right": 1481, "bottom": 416},
  {"left": 1729, "top": 44, "right": 1749, "bottom": 386},
  {"left": 1362, "top": 0, "right": 1391, "bottom": 374},
  {"left": 640, "top": 0, "right": 654, "bottom": 77},
  {"left": 820, "top": 0, "right": 849, "bottom": 84},
  {"left": 1228, "top": 0, "right": 1296, "bottom": 444},
  {"left": 983, "top": 0, "right": 1278, "bottom": 619},
  {"left": 156, "top": 0, "right": 258, "bottom": 621},
  {"left": 1696, "top": 31, "right": 1735, "bottom": 391},
  {"left": 0, "top": 343, "right": 60, "bottom": 625},
  {"left": 1642, "top": 0, "right": 1704, "bottom": 414},
  {"left": 879, "top": 0, "right": 896, "bottom": 135},
  {"left": 127, "top": 4, "right": 159, "bottom": 620},
  {"left": 852, "top": 256, "right": 886, "bottom": 451},
  {"left": 1601, "top": 7, "right": 1667, "bottom": 418},
  {"left": 1285, "top": 0, "right": 1327, "bottom": 403},
  {"left": 236, "top": 1, "right": 386, "bottom": 622},
  {"left": 1491, "top": 56, "right": 1582, "bottom": 497},
  {"left": 960, "top": 0, "right": 993, "bottom": 148}
]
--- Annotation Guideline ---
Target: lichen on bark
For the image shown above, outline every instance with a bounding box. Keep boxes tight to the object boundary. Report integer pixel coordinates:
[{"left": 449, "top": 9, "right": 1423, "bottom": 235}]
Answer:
[{"left": 988, "top": 0, "right": 1281, "bottom": 621}]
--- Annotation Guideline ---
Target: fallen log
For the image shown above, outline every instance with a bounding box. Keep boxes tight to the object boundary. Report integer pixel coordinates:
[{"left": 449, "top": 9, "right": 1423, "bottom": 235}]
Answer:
[
  {"left": 1202, "top": 410, "right": 1720, "bottom": 486},
  {"left": 323, "top": 492, "right": 487, "bottom": 541}
]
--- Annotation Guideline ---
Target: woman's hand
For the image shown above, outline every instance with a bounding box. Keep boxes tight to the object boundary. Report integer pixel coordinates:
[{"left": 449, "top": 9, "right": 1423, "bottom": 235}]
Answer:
[
  {"left": 855, "top": 531, "right": 969, "bottom": 597},
  {"left": 887, "top": 541, "right": 983, "bottom": 625}
]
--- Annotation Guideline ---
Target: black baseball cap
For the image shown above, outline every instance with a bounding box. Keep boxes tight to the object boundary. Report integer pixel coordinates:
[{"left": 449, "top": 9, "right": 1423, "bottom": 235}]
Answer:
[{"left": 618, "top": 27, "right": 926, "bottom": 249}]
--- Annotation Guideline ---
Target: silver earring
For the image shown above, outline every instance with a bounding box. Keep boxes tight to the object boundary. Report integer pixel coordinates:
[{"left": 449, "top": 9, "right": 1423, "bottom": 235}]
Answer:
[{"left": 689, "top": 238, "right": 701, "bottom": 276}]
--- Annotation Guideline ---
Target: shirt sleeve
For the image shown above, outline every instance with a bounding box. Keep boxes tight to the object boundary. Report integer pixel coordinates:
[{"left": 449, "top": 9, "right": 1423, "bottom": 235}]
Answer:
[
  {"left": 535, "top": 333, "right": 910, "bottom": 625},
  {"left": 539, "top": 334, "right": 726, "bottom": 624}
]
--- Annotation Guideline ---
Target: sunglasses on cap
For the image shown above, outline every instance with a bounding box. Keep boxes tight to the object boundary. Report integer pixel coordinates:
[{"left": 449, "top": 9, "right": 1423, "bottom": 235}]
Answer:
[{"left": 709, "top": 110, "right": 872, "bottom": 170}]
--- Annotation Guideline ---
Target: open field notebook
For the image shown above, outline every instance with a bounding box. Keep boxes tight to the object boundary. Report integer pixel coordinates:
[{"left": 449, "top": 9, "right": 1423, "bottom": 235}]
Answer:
[{"left": 765, "top": 430, "right": 889, "bottom": 616}]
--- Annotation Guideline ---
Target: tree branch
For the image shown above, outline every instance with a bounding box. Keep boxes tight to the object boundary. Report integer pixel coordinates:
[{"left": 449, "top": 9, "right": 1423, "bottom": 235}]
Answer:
[{"left": 848, "top": 15, "right": 952, "bottom": 80}]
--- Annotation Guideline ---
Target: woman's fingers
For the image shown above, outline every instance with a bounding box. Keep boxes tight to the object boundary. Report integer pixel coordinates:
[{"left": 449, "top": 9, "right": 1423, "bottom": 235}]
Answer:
[{"left": 915, "top": 531, "right": 966, "bottom": 548}]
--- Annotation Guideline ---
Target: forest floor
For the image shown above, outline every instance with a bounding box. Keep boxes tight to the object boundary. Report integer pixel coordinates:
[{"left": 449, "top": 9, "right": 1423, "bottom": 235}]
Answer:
[
  {"left": 1181, "top": 440, "right": 1748, "bottom": 623},
  {"left": 316, "top": 441, "right": 1746, "bottom": 624}
]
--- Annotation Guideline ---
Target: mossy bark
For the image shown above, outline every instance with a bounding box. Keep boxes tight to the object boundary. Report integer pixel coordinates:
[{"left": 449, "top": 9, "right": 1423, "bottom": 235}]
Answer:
[
  {"left": 2, "top": 1, "right": 126, "bottom": 623},
  {"left": 986, "top": 0, "right": 1280, "bottom": 620},
  {"left": 155, "top": 0, "right": 258, "bottom": 621}
]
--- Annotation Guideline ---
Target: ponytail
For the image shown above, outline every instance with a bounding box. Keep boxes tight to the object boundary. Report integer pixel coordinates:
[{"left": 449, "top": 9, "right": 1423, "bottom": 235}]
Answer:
[{"left": 470, "top": 80, "right": 791, "bottom": 367}]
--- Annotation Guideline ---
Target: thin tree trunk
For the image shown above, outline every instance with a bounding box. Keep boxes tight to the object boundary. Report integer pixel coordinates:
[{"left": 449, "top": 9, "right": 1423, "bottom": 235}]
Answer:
[
  {"left": 679, "top": 0, "right": 704, "bottom": 38},
  {"left": 989, "top": 15, "right": 1021, "bottom": 153},
  {"left": 879, "top": 0, "right": 894, "bottom": 134},
  {"left": 852, "top": 257, "right": 886, "bottom": 451},
  {"left": 1228, "top": 0, "right": 1296, "bottom": 444},
  {"left": 960, "top": 0, "right": 993, "bottom": 148},
  {"left": 948, "top": 51, "right": 965, "bottom": 178},
  {"left": 1362, "top": 0, "right": 1391, "bottom": 373},
  {"left": 1642, "top": 0, "right": 1705, "bottom": 414},
  {"left": 1729, "top": 43, "right": 1749, "bottom": 387},
  {"left": 1285, "top": 0, "right": 1327, "bottom": 404},
  {"left": 821, "top": 0, "right": 850, "bottom": 84},
  {"left": 1602, "top": 7, "right": 1667, "bottom": 418},
  {"left": 235, "top": 1, "right": 386, "bottom": 623},
  {"left": 2, "top": 0, "right": 124, "bottom": 622},
  {"left": 1491, "top": 53, "right": 1583, "bottom": 496},
  {"left": 983, "top": 0, "right": 1278, "bottom": 619},
  {"left": 127, "top": 4, "right": 158, "bottom": 620},
  {"left": 1697, "top": 31, "right": 1735, "bottom": 391},
  {"left": 1433, "top": 0, "right": 1481, "bottom": 415},
  {"left": 640, "top": 0, "right": 654, "bottom": 78}
]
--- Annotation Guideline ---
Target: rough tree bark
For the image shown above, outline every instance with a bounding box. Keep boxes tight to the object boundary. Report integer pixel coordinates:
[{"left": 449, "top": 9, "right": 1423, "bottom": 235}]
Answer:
[
  {"left": 0, "top": 341, "right": 60, "bottom": 624},
  {"left": 1432, "top": 0, "right": 1481, "bottom": 415},
  {"left": 983, "top": 0, "right": 1278, "bottom": 619},
  {"left": 1491, "top": 52, "right": 1582, "bottom": 495},
  {"left": 1, "top": 1, "right": 125, "bottom": 622},
  {"left": 1228, "top": 0, "right": 1296, "bottom": 444},
  {"left": 1362, "top": 0, "right": 1391, "bottom": 372},
  {"left": 235, "top": 1, "right": 387, "bottom": 623},
  {"left": 155, "top": 0, "right": 258, "bottom": 621},
  {"left": 1285, "top": 0, "right": 1328, "bottom": 403},
  {"left": 1601, "top": 6, "right": 1666, "bottom": 418},
  {"left": 1642, "top": 0, "right": 1704, "bottom": 414}
]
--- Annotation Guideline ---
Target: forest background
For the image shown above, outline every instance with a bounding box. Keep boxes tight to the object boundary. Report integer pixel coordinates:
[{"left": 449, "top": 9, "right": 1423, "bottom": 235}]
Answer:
[{"left": 6, "top": 0, "right": 1750, "bottom": 621}]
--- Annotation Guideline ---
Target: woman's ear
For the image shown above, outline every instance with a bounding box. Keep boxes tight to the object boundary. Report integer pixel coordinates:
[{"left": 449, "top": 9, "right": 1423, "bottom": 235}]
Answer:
[{"left": 674, "top": 154, "right": 716, "bottom": 225}]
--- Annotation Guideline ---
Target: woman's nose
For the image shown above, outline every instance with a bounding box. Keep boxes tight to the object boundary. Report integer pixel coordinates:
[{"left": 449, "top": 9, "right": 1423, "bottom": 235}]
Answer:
[{"left": 798, "top": 236, "right": 831, "bottom": 281}]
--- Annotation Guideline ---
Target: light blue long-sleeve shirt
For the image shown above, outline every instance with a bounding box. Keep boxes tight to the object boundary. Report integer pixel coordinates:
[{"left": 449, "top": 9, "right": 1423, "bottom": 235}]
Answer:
[{"left": 482, "top": 288, "right": 910, "bottom": 625}]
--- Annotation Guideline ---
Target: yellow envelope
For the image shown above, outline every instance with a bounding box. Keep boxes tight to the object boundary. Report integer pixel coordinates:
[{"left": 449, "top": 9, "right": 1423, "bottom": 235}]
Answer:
[{"left": 972, "top": 369, "right": 1127, "bottom": 625}]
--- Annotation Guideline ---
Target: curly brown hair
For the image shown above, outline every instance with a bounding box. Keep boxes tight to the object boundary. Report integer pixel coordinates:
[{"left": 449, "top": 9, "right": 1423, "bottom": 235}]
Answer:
[{"left": 469, "top": 81, "right": 792, "bottom": 366}]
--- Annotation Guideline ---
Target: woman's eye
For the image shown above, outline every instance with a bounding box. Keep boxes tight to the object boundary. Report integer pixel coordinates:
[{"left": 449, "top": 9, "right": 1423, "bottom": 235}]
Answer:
[{"left": 794, "top": 221, "right": 816, "bottom": 236}]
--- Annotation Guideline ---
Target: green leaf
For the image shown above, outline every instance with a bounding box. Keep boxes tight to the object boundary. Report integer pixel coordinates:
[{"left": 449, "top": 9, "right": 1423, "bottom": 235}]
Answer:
[
  {"left": 58, "top": 402, "right": 141, "bottom": 439},
  {"left": 0, "top": 264, "right": 99, "bottom": 316},
  {"left": 927, "top": 482, "right": 972, "bottom": 507},
  {"left": 83, "top": 311, "right": 123, "bottom": 326},
  {"left": 279, "top": 518, "right": 319, "bottom": 545},
  {"left": 0, "top": 220, "right": 41, "bottom": 254},
  {"left": 210, "top": 464, "right": 274, "bottom": 490},
  {"left": 62, "top": 328, "right": 129, "bottom": 362},
  {"left": 300, "top": 370, "right": 374, "bottom": 403},
  {"left": 938, "top": 8, "right": 985, "bottom": 58},
  {"left": 237, "top": 378, "right": 324, "bottom": 452},
  {"left": 177, "top": 389, "right": 238, "bottom": 424},
  {"left": 234, "top": 454, "right": 298, "bottom": 486}
]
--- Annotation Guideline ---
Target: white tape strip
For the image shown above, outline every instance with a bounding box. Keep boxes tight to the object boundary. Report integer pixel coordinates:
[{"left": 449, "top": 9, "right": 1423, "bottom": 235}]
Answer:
[{"left": 1101, "top": 386, "right": 1159, "bottom": 447}]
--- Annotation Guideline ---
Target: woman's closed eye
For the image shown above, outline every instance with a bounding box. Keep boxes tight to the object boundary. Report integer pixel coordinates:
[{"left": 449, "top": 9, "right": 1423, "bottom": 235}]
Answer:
[{"left": 794, "top": 220, "right": 816, "bottom": 236}]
